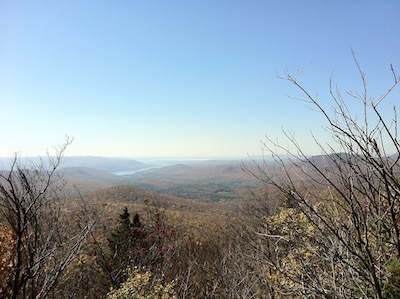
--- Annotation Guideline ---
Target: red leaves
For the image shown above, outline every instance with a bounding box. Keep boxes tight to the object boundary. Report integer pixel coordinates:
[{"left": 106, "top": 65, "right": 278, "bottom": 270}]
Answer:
[{"left": 107, "top": 205, "right": 178, "bottom": 279}]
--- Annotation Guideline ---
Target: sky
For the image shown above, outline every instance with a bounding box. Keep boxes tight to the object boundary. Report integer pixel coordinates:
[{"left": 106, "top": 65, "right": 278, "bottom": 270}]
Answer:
[{"left": 1, "top": 1, "right": 399, "bottom": 159}]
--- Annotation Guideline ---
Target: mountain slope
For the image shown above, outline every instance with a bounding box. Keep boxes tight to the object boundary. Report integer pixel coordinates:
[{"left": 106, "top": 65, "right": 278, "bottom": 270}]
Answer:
[{"left": 60, "top": 167, "right": 132, "bottom": 194}]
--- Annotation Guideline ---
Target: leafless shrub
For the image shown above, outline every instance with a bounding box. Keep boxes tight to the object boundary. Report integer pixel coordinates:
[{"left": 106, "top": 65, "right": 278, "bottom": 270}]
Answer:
[
  {"left": 0, "top": 138, "right": 96, "bottom": 299},
  {"left": 245, "top": 52, "right": 400, "bottom": 298}
]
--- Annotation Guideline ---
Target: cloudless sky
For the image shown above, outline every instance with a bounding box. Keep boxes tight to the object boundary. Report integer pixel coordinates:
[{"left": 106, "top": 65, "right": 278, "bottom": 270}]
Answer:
[{"left": 1, "top": 1, "right": 399, "bottom": 158}]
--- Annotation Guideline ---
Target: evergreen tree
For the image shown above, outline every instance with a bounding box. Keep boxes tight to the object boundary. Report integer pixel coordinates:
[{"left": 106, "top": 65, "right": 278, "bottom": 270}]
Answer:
[{"left": 108, "top": 207, "right": 143, "bottom": 287}]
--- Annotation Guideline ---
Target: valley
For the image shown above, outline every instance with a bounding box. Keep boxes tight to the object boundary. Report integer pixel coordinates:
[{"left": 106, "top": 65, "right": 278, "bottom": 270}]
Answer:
[{"left": 58, "top": 156, "right": 260, "bottom": 202}]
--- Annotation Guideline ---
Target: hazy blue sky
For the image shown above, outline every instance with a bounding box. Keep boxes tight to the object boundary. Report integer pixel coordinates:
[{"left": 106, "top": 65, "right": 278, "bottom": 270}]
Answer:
[{"left": 1, "top": 1, "right": 399, "bottom": 158}]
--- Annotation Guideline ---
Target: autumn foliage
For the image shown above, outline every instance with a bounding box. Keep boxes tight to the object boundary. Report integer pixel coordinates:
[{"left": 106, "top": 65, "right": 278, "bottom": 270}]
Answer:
[
  {"left": 245, "top": 55, "right": 400, "bottom": 298},
  {"left": 2, "top": 57, "right": 400, "bottom": 299},
  {"left": 0, "top": 223, "right": 15, "bottom": 295}
]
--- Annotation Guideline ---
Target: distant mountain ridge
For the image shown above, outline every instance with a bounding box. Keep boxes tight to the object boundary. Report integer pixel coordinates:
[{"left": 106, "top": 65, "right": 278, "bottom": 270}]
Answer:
[
  {"left": 129, "top": 162, "right": 251, "bottom": 182},
  {"left": 60, "top": 167, "right": 131, "bottom": 195},
  {"left": 61, "top": 156, "right": 149, "bottom": 172},
  {"left": 0, "top": 156, "right": 149, "bottom": 172},
  {"left": 60, "top": 167, "right": 130, "bottom": 183}
]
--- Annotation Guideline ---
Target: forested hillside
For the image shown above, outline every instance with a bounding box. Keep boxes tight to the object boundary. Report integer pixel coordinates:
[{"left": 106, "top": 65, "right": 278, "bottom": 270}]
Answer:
[{"left": 1, "top": 61, "right": 399, "bottom": 298}]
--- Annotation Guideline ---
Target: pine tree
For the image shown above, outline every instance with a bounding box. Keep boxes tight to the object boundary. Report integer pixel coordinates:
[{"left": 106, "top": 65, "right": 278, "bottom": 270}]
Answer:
[{"left": 108, "top": 207, "right": 143, "bottom": 286}]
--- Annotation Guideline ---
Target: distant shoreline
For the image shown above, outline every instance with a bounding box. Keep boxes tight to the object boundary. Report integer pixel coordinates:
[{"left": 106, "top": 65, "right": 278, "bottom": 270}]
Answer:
[{"left": 111, "top": 166, "right": 162, "bottom": 176}]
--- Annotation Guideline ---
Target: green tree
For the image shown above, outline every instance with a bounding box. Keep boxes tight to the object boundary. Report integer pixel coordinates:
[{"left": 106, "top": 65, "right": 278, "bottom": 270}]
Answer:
[{"left": 108, "top": 207, "right": 143, "bottom": 287}]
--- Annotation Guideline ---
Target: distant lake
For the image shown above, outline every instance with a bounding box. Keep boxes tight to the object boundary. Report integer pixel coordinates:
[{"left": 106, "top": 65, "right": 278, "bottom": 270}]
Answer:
[
  {"left": 111, "top": 165, "right": 164, "bottom": 176},
  {"left": 111, "top": 159, "right": 200, "bottom": 176},
  {"left": 112, "top": 166, "right": 161, "bottom": 176}
]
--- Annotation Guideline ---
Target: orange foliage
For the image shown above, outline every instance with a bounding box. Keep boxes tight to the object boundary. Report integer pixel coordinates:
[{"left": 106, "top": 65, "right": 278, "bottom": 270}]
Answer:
[{"left": 0, "top": 223, "right": 15, "bottom": 293}]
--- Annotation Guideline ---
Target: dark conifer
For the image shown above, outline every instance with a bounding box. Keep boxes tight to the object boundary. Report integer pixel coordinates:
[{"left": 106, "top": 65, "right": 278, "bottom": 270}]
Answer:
[{"left": 107, "top": 207, "right": 143, "bottom": 286}]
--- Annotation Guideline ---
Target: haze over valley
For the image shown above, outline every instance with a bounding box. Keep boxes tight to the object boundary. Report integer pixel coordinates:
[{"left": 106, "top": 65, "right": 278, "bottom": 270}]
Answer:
[{"left": 1, "top": 1, "right": 399, "bottom": 298}]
